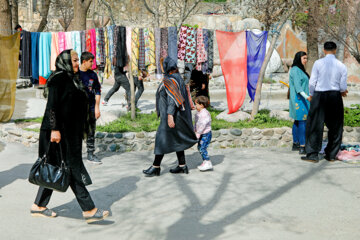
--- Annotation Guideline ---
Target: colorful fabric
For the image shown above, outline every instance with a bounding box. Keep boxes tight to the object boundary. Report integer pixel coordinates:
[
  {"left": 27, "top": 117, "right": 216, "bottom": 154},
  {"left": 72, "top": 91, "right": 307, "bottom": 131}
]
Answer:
[
  {"left": 103, "top": 28, "right": 112, "bottom": 79},
  {"left": 89, "top": 29, "right": 97, "bottom": 69},
  {"left": 216, "top": 30, "right": 248, "bottom": 114},
  {"left": 144, "top": 28, "right": 156, "bottom": 73},
  {"left": 246, "top": 31, "right": 268, "bottom": 101},
  {"left": 72, "top": 31, "right": 82, "bottom": 58},
  {"left": 107, "top": 25, "right": 115, "bottom": 68},
  {"left": 160, "top": 76, "right": 185, "bottom": 110},
  {"left": 167, "top": 26, "right": 178, "bottom": 63},
  {"left": 0, "top": 32, "right": 20, "bottom": 122},
  {"left": 201, "top": 29, "right": 209, "bottom": 74},
  {"left": 178, "top": 26, "right": 188, "bottom": 60},
  {"left": 85, "top": 30, "right": 91, "bottom": 52},
  {"left": 126, "top": 27, "right": 132, "bottom": 60},
  {"left": 80, "top": 30, "right": 86, "bottom": 54},
  {"left": 131, "top": 28, "right": 139, "bottom": 76},
  {"left": 95, "top": 28, "right": 105, "bottom": 68},
  {"left": 206, "top": 30, "right": 214, "bottom": 73},
  {"left": 138, "top": 28, "right": 146, "bottom": 70},
  {"left": 198, "top": 131, "right": 212, "bottom": 161},
  {"left": 31, "top": 32, "right": 40, "bottom": 81},
  {"left": 160, "top": 28, "right": 168, "bottom": 58},
  {"left": 20, "top": 30, "right": 32, "bottom": 78},
  {"left": 196, "top": 28, "right": 207, "bottom": 71},
  {"left": 337, "top": 150, "right": 360, "bottom": 162},
  {"left": 155, "top": 28, "right": 161, "bottom": 73},
  {"left": 112, "top": 26, "right": 119, "bottom": 65},
  {"left": 185, "top": 27, "right": 197, "bottom": 64},
  {"left": 58, "top": 32, "right": 66, "bottom": 53},
  {"left": 39, "top": 32, "right": 52, "bottom": 85},
  {"left": 65, "top": 31, "right": 72, "bottom": 50},
  {"left": 50, "top": 32, "right": 59, "bottom": 71}
]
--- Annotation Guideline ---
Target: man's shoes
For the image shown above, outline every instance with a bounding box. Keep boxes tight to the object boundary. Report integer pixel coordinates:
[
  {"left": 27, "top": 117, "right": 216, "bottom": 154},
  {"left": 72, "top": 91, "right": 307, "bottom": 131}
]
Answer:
[
  {"left": 301, "top": 153, "right": 323, "bottom": 163},
  {"left": 292, "top": 143, "right": 300, "bottom": 151},
  {"left": 299, "top": 147, "right": 306, "bottom": 155},
  {"left": 325, "top": 155, "right": 336, "bottom": 162},
  {"left": 87, "top": 152, "right": 102, "bottom": 165}
]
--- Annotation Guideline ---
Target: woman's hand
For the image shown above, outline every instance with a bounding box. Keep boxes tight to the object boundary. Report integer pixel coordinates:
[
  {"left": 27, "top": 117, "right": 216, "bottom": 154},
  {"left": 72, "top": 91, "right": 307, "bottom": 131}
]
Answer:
[
  {"left": 168, "top": 115, "right": 175, "bottom": 128},
  {"left": 307, "top": 96, "right": 312, "bottom": 101},
  {"left": 95, "top": 106, "right": 101, "bottom": 119},
  {"left": 50, "top": 130, "right": 61, "bottom": 143}
]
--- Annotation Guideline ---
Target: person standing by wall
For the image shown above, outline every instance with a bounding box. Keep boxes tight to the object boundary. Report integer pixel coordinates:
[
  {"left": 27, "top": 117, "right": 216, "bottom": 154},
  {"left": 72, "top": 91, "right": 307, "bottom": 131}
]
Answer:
[
  {"left": 79, "top": 52, "right": 102, "bottom": 164},
  {"left": 289, "top": 51, "right": 310, "bottom": 155},
  {"left": 302, "top": 42, "right": 348, "bottom": 163}
]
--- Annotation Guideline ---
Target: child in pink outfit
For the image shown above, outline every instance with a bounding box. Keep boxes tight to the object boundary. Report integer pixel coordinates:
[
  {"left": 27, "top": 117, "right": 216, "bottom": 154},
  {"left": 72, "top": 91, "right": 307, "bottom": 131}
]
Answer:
[{"left": 194, "top": 96, "right": 213, "bottom": 171}]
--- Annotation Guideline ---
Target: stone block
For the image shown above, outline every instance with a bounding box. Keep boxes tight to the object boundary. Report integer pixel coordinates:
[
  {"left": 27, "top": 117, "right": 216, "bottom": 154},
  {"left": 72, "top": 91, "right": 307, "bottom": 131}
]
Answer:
[
  {"left": 262, "top": 129, "right": 274, "bottom": 137},
  {"left": 252, "top": 135, "right": 262, "bottom": 140},
  {"left": 220, "top": 142, "right": 228, "bottom": 148},
  {"left": 7, "top": 129, "right": 22, "bottom": 137},
  {"left": 230, "top": 128, "right": 242, "bottom": 136},
  {"left": 252, "top": 128, "right": 262, "bottom": 135},
  {"left": 274, "top": 128, "right": 286, "bottom": 135},
  {"left": 281, "top": 134, "right": 293, "bottom": 142},
  {"left": 123, "top": 132, "right": 135, "bottom": 140},
  {"left": 216, "top": 110, "right": 251, "bottom": 122},
  {"left": 114, "top": 133, "right": 123, "bottom": 139},
  {"left": 109, "top": 144, "right": 118, "bottom": 152},
  {"left": 270, "top": 110, "right": 291, "bottom": 121},
  {"left": 217, "top": 136, "right": 227, "bottom": 142},
  {"left": 95, "top": 132, "right": 106, "bottom": 139},
  {"left": 220, "top": 129, "right": 228, "bottom": 135},
  {"left": 242, "top": 128, "right": 252, "bottom": 136},
  {"left": 344, "top": 126, "right": 354, "bottom": 132},
  {"left": 106, "top": 133, "right": 114, "bottom": 138},
  {"left": 104, "top": 138, "right": 114, "bottom": 144},
  {"left": 146, "top": 131, "right": 156, "bottom": 138},
  {"left": 212, "top": 131, "right": 220, "bottom": 138},
  {"left": 136, "top": 132, "right": 145, "bottom": 138}
]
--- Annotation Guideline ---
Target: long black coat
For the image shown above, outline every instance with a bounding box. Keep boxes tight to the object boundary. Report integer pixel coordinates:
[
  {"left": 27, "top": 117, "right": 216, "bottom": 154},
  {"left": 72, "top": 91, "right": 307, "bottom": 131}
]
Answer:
[
  {"left": 154, "top": 60, "right": 197, "bottom": 155},
  {"left": 39, "top": 72, "right": 92, "bottom": 186}
]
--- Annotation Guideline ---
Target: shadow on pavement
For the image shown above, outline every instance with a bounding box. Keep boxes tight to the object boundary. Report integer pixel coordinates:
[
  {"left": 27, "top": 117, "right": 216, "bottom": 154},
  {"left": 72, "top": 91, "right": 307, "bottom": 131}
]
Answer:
[
  {"left": 52, "top": 176, "right": 140, "bottom": 221},
  {"left": 0, "top": 163, "right": 33, "bottom": 189},
  {"left": 165, "top": 161, "right": 328, "bottom": 240}
]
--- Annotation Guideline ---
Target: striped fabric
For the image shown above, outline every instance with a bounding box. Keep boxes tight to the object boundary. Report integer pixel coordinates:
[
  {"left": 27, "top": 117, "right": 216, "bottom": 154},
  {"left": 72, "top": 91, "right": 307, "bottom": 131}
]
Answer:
[
  {"left": 160, "top": 28, "right": 168, "bottom": 58},
  {"left": 138, "top": 28, "right": 145, "bottom": 70},
  {"left": 144, "top": 28, "right": 156, "bottom": 73},
  {"left": 131, "top": 28, "right": 139, "bottom": 76},
  {"left": 163, "top": 77, "right": 185, "bottom": 110},
  {"left": 196, "top": 28, "right": 207, "bottom": 71},
  {"left": 103, "top": 28, "right": 112, "bottom": 79}
]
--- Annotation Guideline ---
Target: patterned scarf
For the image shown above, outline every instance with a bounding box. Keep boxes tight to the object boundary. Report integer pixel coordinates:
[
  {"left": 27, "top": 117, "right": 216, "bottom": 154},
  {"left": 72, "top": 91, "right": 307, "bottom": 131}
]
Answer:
[
  {"left": 201, "top": 29, "right": 209, "bottom": 74},
  {"left": 85, "top": 30, "right": 91, "bottom": 52},
  {"left": 131, "top": 28, "right": 140, "bottom": 76},
  {"left": 157, "top": 76, "right": 185, "bottom": 117},
  {"left": 138, "top": 28, "right": 146, "bottom": 70},
  {"left": 178, "top": 26, "right": 188, "bottom": 61},
  {"left": 144, "top": 28, "right": 156, "bottom": 73},
  {"left": 103, "top": 28, "right": 112, "bottom": 79},
  {"left": 58, "top": 32, "right": 66, "bottom": 53},
  {"left": 155, "top": 28, "right": 161, "bottom": 73},
  {"left": 206, "top": 30, "right": 214, "bottom": 73},
  {"left": 96, "top": 28, "right": 105, "bottom": 68},
  {"left": 160, "top": 28, "right": 168, "bottom": 58},
  {"left": 80, "top": 31, "right": 86, "bottom": 54},
  {"left": 167, "top": 26, "right": 178, "bottom": 62},
  {"left": 196, "top": 28, "right": 207, "bottom": 71},
  {"left": 185, "top": 27, "right": 197, "bottom": 64}
]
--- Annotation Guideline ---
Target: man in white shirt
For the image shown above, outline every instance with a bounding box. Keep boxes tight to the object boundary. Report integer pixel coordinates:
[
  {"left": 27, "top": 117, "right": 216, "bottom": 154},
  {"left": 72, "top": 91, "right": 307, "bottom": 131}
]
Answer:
[{"left": 302, "top": 41, "right": 348, "bottom": 163}]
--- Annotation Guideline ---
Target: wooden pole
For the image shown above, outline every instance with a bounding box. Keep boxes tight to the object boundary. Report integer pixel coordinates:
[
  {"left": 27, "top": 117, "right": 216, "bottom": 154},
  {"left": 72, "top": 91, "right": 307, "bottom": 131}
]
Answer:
[{"left": 128, "top": 56, "right": 136, "bottom": 120}]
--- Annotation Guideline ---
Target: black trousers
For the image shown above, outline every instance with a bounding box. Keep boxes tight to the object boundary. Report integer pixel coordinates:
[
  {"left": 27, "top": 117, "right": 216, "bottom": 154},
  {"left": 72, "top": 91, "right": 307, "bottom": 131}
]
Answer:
[
  {"left": 153, "top": 151, "right": 186, "bottom": 166},
  {"left": 133, "top": 76, "right": 144, "bottom": 107},
  {"left": 305, "top": 91, "right": 344, "bottom": 159},
  {"left": 86, "top": 111, "right": 96, "bottom": 153},
  {"left": 104, "top": 70, "right": 131, "bottom": 107},
  {"left": 34, "top": 175, "right": 95, "bottom": 211}
]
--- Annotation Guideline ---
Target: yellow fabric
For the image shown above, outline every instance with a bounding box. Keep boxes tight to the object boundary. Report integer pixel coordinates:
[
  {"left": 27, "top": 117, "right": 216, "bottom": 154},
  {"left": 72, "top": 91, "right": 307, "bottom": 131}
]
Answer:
[
  {"left": 131, "top": 28, "right": 139, "bottom": 77},
  {"left": 147, "top": 28, "right": 156, "bottom": 74},
  {"left": 103, "top": 28, "right": 112, "bottom": 79},
  {"left": 0, "top": 32, "right": 20, "bottom": 122}
]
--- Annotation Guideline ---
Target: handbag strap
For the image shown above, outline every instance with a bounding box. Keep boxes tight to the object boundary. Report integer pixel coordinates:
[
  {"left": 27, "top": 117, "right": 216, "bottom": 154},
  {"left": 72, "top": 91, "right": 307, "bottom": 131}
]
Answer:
[{"left": 44, "top": 142, "right": 66, "bottom": 168}]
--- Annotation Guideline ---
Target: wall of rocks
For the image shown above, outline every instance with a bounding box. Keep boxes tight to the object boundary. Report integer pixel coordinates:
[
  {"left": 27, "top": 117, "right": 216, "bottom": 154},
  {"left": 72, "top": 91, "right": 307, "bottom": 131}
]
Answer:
[{"left": 1, "top": 122, "right": 359, "bottom": 152}]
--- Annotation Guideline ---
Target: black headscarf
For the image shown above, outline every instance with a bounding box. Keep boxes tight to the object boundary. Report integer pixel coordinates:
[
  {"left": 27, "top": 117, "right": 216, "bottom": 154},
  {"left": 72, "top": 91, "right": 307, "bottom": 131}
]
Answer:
[{"left": 292, "top": 51, "right": 309, "bottom": 78}]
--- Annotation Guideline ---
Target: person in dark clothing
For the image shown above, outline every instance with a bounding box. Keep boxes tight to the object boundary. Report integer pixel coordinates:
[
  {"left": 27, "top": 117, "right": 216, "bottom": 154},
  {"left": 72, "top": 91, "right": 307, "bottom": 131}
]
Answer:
[
  {"left": 30, "top": 50, "right": 109, "bottom": 223},
  {"left": 301, "top": 42, "right": 348, "bottom": 163},
  {"left": 133, "top": 70, "right": 148, "bottom": 108},
  {"left": 143, "top": 57, "right": 197, "bottom": 177},
  {"left": 102, "top": 66, "right": 131, "bottom": 109},
  {"left": 190, "top": 69, "right": 209, "bottom": 100},
  {"left": 79, "top": 52, "right": 102, "bottom": 164}
]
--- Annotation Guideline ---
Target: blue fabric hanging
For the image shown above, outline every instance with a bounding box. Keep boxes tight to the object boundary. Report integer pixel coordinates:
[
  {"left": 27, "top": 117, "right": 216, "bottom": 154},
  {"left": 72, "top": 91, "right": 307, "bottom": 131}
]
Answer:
[
  {"left": 167, "top": 26, "right": 178, "bottom": 63},
  {"left": 246, "top": 31, "right": 268, "bottom": 102},
  {"left": 31, "top": 32, "right": 40, "bottom": 82}
]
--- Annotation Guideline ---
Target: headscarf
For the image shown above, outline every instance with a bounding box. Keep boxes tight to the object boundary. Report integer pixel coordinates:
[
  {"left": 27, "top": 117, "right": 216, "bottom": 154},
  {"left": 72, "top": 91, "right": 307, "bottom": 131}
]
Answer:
[{"left": 292, "top": 51, "right": 309, "bottom": 78}]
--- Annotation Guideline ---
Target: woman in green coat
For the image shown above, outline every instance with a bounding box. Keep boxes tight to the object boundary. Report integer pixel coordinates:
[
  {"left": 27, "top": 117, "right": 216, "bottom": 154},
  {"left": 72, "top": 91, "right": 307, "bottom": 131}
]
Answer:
[{"left": 289, "top": 51, "right": 310, "bottom": 154}]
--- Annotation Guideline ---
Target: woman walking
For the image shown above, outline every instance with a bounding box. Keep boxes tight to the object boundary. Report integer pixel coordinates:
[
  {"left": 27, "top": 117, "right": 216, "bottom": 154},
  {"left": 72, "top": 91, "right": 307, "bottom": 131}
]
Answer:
[
  {"left": 143, "top": 57, "right": 197, "bottom": 176},
  {"left": 289, "top": 51, "right": 311, "bottom": 155},
  {"left": 30, "top": 50, "right": 109, "bottom": 223}
]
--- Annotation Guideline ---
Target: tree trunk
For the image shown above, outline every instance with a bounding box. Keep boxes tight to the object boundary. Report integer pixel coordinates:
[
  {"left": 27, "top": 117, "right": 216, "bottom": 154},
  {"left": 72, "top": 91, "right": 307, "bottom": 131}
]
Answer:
[
  {"left": 71, "top": 0, "right": 92, "bottom": 31},
  {"left": 343, "top": 0, "right": 360, "bottom": 62},
  {"left": 306, "top": 0, "right": 319, "bottom": 74},
  {"left": 128, "top": 54, "right": 136, "bottom": 119},
  {"left": 11, "top": 0, "right": 18, "bottom": 31},
  {"left": 0, "top": 0, "right": 12, "bottom": 36},
  {"left": 36, "top": 0, "right": 51, "bottom": 32}
]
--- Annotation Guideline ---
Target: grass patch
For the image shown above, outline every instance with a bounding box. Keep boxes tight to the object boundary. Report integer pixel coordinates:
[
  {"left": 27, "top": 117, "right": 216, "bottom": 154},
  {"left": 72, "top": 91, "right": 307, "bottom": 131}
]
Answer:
[
  {"left": 14, "top": 117, "right": 43, "bottom": 123},
  {"left": 344, "top": 104, "right": 360, "bottom": 127},
  {"left": 24, "top": 128, "right": 40, "bottom": 132}
]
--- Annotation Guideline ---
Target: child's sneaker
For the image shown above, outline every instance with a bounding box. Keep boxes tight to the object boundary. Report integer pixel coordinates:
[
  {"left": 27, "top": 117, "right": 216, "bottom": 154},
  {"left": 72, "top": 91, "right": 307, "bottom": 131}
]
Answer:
[
  {"left": 197, "top": 161, "right": 213, "bottom": 171},
  {"left": 102, "top": 100, "right": 108, "bottom": 106}
]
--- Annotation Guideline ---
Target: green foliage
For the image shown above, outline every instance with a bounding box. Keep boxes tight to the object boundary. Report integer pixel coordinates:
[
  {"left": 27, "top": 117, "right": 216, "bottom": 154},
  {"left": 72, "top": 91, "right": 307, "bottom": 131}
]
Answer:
[
  {"left": 263, "top": 77, "right": 277, "bottom": 84},
  {"left": 24, "top": 128, "right": 40, "bottom": 133},
  {"left": 182, "top": 24, "right": 199, "bottom": 29},
  {"left": 344, "top": 104, "right": 360, "bottom": 127},
  {"left": 14, "top": 117, "right": 43, "bottom": 123},
  {"left": 293, "top": 12, "right": 308, "bottom": 28}
]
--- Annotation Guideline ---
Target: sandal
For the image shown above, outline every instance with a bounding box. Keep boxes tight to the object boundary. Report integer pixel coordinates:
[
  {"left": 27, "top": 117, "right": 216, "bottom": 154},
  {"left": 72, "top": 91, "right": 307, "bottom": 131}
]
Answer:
[
  {"left": 84, "top": 209, "right": 109, "bottom": 223},
  {"left": 30, "top": 208, "right": 57, "bottom": 218}
]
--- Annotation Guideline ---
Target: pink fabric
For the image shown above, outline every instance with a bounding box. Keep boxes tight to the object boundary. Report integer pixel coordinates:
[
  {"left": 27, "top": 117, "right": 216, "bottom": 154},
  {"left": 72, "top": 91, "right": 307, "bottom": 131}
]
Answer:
[
  {"left": 195, "top": 108, "right": 212, "bottom": 139},
  {"left": 177, "top": 26, "right": 188, "bottom": 60},
  {"left": 216, "top": 30, "right": 248, "bottom": 114},
  {"left": 336, "top": 150, "right": 360, "bottom": 161},
  {"left": 90, "top": 29, "right": 97, "bottom": 69},
  {"left": 58, "top": 32, "right": 66, "bottom": 53},
  {"left": 50, "top": 32, "right": 59, "bottom": 71},
  {"left": 65, "top": 31, "right": 73, "bottom": 50},
  {"left": 196, "top": 28, "right": 207, "bottom": 71}
]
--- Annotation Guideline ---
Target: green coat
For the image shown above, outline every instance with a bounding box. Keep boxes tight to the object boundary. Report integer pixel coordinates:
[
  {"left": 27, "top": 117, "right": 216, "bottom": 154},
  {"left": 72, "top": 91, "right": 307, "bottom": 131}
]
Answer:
[{"left": 289, "top": 66, "right": 310, "bottom": 120}]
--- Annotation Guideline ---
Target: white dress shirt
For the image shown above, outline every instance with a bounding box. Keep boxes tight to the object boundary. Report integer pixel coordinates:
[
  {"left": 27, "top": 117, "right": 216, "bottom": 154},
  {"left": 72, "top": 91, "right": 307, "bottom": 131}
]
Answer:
[{"left": 309, "top": 54, "right": 348, "bottom": 96}]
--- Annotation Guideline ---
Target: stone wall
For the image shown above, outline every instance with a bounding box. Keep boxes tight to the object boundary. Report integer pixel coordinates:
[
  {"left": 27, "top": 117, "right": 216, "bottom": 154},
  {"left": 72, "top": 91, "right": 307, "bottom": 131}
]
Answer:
[{"left": 1, "top": 123, "right": 359, "bottom": 152}]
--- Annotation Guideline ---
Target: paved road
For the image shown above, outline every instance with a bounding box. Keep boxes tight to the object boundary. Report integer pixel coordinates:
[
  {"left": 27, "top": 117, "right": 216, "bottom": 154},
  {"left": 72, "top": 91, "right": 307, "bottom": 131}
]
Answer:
[{"left": 1, "top": 141, "right": 360, "bottom": 239}]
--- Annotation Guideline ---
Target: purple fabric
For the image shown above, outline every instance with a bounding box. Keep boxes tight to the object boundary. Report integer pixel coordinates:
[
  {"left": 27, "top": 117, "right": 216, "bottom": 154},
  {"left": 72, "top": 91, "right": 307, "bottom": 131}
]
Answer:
[{"left": 246, "top": 31, "right": 268, "bottom": 102}]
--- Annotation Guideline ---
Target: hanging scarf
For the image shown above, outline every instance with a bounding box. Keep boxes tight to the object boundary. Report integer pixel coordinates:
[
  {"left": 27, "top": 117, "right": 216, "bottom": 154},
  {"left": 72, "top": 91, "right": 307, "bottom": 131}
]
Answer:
[
  {"left": 103, "top": 27, "right": 112, "bottom": 79},
  {"left": 39, "top": 32, "right": 52, "bottom": 85},
  {"left": 138, "top": 28, "right": 146, "bottom": 70},
  {"left": 90, "top": 29, "right": 97, "bottom": 69},
  {"left": 31, "top": 32, "right": 40, "bottom": 81},
  {"left": 50, "top": 32, "right": 59, "bottom": 71},
  {"left": 96, "top": 28, "right": 105, "bottom": 68},
  {"left": 107, "top": 25, "right": 115, "bottom": 68},
  {"left": 167, "top": 26, "right": 178, "bottom": 63},
  {"left": 65, "top": 31, "right": 73, "bottom": 50},
  {"left": 80, "top": 30, "right": 86, "bottom": 54},
  {"left": 196, "top": 28, "right": 207, "bottom": 71},
  {"left": 85, "top": 30, "right": 91, "bottom": 52},
  {"left": 131, "top": 28, "right": 140, "bottom": 76},
  {"left": 178, "top": 26, "right": 188, "bottom": 61},
  {"left": 72, "top": 31, "right": 82, "bottom": 58},
  {"left": 201, "top": 29, "right": 209, "bottom": 74},
  {"left": 160, "top": 28, "right": 168, "bottom": 58},
  {"left": 58, "top": 32, "right": 66, "bottom": 53},
  {"left": 155, "top": 28, "right": 161, "bottom": 73},
  {"left": 20, "top": 30, "right": 32, "bottom": 77},
  {"left": 206, "top": 30, "right": 214, "bottom": 73},
  {"left": 126, "top": 27, "right": 132, "bottom": 60},
  {"left": 112, "top": 26, "right": 120, "bottom": 65},
  {"left": 116, "top": 26, "right": 127, "bottom": 68},
  {"left": 185, "top": 27, "right": 197, "bottom": 64},
  {"left": 144, "top": 28, "right": 156, "bottom": 73}
]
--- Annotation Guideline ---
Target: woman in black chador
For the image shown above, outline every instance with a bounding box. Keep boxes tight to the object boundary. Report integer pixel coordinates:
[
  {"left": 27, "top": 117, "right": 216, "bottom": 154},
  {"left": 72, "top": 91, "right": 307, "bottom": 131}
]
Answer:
[
  {"left": 143, "top": 57, "right": 197, "bottom": 176},
  {"left": 30, "top": 50, "right": 109, "bottom": 223}
]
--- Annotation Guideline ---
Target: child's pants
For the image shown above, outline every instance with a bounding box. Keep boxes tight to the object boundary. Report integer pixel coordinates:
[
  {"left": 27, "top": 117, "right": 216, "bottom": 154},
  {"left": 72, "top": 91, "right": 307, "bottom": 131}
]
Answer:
[{"left": 198, "top": 131, "right": 212, "bottom": 160}]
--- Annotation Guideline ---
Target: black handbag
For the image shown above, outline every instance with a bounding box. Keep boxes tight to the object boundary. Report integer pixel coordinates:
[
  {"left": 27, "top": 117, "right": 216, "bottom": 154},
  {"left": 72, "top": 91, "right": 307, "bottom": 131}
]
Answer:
[{"left": 28, "top": 142, "right": 70, "bottom": 192}]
